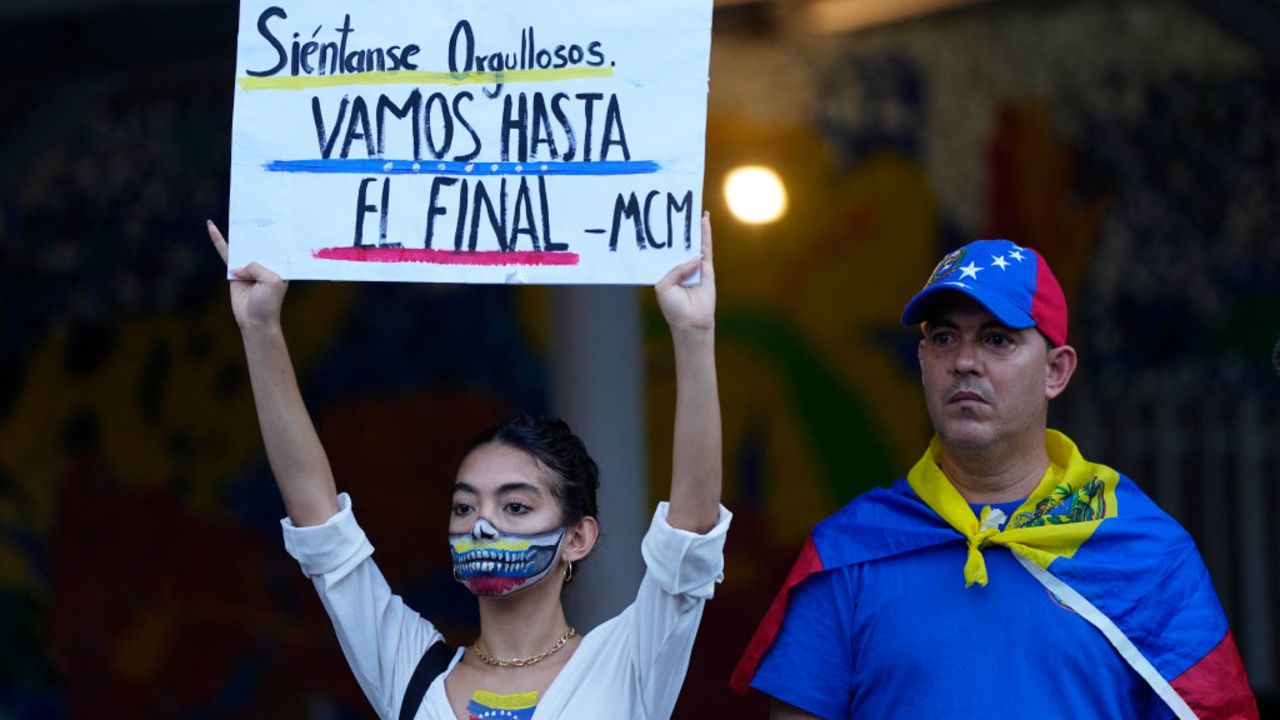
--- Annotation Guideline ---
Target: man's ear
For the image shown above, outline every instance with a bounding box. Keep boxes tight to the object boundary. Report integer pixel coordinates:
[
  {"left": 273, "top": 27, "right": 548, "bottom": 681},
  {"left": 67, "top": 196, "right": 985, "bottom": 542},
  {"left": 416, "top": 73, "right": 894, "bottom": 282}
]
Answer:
[
  {"left": 1045, "top": 344, "right": 1078, "bottom": 400},
  {"left": 561, "top": 516, "right": 599, "bottom": 563}
]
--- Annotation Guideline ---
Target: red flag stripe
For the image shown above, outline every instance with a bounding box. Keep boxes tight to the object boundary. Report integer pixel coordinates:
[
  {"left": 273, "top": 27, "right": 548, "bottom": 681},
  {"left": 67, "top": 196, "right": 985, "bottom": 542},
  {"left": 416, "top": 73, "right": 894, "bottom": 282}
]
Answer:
[
  {"left": 1171, "top": 631, "right": 1259, "bottom": 720},
  {"left": 729, "top": 538, "right": 824, "bottom": 694}
]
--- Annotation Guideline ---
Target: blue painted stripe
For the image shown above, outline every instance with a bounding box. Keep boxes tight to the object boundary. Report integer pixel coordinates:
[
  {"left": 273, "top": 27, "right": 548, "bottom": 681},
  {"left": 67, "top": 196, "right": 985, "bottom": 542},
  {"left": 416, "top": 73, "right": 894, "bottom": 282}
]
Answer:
[{"left": 264, "top": 158, "right": 661, "bottom": 176}]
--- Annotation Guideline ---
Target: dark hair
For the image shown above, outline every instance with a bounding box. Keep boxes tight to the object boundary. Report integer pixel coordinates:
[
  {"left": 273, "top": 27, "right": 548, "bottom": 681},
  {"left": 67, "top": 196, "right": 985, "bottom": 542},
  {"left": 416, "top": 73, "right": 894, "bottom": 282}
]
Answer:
[{"left": 465, "top": 414, "right": 600, "bottom": 526}]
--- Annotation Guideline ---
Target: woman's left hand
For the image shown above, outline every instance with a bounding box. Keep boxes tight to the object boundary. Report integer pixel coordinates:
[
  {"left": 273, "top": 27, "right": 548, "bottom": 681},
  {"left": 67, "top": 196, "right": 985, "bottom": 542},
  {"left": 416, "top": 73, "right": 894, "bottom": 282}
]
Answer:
[{"left": 655, "top": 212, "right": 715, "bottom": 334}]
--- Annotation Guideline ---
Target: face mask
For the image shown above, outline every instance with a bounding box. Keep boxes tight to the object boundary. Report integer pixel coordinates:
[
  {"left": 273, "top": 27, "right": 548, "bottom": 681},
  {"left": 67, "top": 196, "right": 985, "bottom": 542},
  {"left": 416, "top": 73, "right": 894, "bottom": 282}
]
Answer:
[{"left": 450, "top": 517, "right": 567, "bottom": 596}]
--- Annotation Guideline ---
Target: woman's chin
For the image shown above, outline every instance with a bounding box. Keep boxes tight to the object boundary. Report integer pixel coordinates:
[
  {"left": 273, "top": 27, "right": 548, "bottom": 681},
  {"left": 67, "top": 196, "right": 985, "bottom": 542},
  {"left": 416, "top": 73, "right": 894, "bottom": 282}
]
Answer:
[{"left": 466, "top": 576, "right": 528, "bottom": 596}]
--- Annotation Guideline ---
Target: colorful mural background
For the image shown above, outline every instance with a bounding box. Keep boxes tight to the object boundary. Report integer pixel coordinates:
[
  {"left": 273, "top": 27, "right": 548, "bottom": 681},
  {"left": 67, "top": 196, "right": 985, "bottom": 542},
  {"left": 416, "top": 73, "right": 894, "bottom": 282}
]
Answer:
[{"left": 1, "top": 0, "right": 1277, "bottom": 717}]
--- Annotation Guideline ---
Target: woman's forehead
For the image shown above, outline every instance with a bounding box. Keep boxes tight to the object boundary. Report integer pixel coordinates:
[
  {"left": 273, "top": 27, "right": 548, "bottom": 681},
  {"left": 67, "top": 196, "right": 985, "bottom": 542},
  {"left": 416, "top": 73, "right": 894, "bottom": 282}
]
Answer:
[{"left": 454, "top": 442, "right": 554, "bottom": 494}]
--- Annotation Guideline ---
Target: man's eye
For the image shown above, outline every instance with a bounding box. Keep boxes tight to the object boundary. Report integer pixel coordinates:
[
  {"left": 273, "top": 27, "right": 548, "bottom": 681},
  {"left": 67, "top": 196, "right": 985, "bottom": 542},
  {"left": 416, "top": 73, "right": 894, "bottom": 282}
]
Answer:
[
  {"left": 931, "top": 332, "right": 954, "bottom": 345},
  {"left": 987, "top": 334, "right": 1012, "bottom": 348}
]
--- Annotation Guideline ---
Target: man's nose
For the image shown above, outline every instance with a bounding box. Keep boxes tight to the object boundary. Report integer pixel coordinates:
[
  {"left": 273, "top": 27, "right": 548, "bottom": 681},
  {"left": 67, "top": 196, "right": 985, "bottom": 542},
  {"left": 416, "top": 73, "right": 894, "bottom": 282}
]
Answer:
[
  {"left": 471, "top": 517, "right": 499, "bottom": 540},
  {"left": 953, "top": 338, "right": 981, "bottom": 374}
]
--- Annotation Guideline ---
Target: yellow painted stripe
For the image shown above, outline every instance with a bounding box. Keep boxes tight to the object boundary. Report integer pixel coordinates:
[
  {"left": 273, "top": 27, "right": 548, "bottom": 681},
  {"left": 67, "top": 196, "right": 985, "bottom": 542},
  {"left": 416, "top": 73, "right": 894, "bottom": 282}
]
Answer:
[
  {"left": 452, "top": 537, "right": 533, "bottom": 553},
  {"left": 471, "top": 689, "right": 539, "bottom": 710},
  {"left": 239, "top": 66, "right": 613, "bottom": 91}
]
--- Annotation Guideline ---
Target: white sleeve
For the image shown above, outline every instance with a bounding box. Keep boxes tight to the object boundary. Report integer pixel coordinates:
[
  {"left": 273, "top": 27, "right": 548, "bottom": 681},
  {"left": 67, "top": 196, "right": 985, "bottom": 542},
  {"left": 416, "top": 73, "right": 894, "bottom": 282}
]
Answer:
[
  {"left": 629, "top": 501, "right": 732, "bottom": 717},
  {"left": 281, "top": 492, "right": 443, "bottom": 720}
]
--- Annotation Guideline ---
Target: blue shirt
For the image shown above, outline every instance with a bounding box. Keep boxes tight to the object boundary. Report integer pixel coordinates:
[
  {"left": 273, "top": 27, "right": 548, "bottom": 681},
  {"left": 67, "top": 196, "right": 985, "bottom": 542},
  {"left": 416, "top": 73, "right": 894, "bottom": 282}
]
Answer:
[{"left": 751, "top": 500, "right": 1172, "bottom": 720}]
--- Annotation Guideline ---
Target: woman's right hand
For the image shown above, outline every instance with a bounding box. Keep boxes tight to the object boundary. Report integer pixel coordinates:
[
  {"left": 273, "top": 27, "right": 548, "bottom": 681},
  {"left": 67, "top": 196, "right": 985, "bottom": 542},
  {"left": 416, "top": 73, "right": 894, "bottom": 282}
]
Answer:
[{"left": 207, "top": 220, "right": 288, "bottom": 331}]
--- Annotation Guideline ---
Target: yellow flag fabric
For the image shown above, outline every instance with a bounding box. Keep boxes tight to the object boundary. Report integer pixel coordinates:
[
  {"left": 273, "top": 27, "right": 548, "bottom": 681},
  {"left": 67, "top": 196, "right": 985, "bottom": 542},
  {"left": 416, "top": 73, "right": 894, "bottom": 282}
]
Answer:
[{"left": 905, "top": 430, "right": 1120, "bottom": 587}]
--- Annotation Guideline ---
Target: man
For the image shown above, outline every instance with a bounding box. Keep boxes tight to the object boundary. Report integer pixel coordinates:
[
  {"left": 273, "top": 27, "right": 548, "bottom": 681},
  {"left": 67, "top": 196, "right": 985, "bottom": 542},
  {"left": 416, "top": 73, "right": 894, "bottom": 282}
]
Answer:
[{"left": 729, "top": 240, "right": 1257, "bottom": 719}]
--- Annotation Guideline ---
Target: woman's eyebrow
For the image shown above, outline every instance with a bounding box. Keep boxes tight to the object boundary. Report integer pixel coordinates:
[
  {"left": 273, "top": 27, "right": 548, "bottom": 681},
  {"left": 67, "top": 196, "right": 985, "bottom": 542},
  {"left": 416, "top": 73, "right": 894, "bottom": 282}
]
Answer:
[
  {"left": 497, "top": 481, "right": 542, "bottom": 496},
  {"left": 452, "top": 481, "right": 542, "bottom": 496}
]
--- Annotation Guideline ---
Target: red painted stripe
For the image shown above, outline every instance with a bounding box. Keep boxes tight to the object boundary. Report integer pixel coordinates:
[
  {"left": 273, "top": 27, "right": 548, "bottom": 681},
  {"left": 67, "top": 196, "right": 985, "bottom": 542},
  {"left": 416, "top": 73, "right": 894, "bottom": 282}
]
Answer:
[
  {"left": 465, "top": 576, "right": 527, "bottom": 596},
  {"left": 730, "top": 537, "right": 825, "bottom": 694},
  {"left": 1170, "top": 630, "right": 1259, "bottom": 719},
  {"left": 313, "top": 247, "right": 580, "bottom": 266}
]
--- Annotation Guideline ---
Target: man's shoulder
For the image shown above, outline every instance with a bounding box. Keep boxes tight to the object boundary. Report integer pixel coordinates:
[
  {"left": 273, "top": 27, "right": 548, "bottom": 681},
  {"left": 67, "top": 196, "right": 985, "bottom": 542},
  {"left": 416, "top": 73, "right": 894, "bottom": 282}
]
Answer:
[
  {"left": 817, "top": 477, "right": 918, "bottom": 525},
  {"left": 1065, "top": 470, "right": 1202, "bottom": 559},
  {"left": 1110, "top": 472, "right": 1189, "bottom": 526},
  {"left": 807, "top": 478, "right": 957, "bottom": 570}
]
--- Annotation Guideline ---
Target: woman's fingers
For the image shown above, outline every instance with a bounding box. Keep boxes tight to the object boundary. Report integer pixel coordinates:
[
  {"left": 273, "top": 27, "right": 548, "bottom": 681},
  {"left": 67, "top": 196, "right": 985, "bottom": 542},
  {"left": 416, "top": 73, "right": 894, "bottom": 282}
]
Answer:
[
  {"left": 232, "top": 261, "right": 285, "bottom": 285},
  {"left": 656, "top": 211, "right": 714, "bottom": 291},
  {"left": 657, "top": 253, "right": 703, "bottom": 291},
  {"left": 697, "top": 212, "right": 714, "bottom": 287},
  {"left": 207, "top": 220, "right": 229, "bottom": 264},
  {"left": 699, "top": 211, "right": 713, "bottom": 268}
]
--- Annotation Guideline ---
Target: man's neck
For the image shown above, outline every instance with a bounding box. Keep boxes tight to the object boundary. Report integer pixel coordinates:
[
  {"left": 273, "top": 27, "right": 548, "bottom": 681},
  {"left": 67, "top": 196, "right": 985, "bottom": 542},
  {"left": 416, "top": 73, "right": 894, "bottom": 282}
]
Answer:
[{"left": 938, "top": 434, "right": 1050, "bottom": 504}]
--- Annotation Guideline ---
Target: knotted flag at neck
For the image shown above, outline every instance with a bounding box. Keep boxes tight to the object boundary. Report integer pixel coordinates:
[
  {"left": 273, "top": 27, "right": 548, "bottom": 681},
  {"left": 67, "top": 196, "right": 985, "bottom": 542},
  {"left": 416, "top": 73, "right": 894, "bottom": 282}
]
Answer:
[{"left": 906, "top": 430, "right": 1119, "bottom": 588}]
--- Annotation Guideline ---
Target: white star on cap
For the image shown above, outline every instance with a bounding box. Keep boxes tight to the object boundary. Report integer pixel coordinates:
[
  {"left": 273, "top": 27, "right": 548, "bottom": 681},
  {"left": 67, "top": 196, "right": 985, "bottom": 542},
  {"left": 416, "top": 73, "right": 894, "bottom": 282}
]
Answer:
[
  {"left": 991, "top": 255, "right": 1010, "bottom": 270},
  {"left": 958, "top": 261, "right": 983, "bottom": 280},
  {"left": 1007, "top": 248, "right": 1026, "bottom": 262}
]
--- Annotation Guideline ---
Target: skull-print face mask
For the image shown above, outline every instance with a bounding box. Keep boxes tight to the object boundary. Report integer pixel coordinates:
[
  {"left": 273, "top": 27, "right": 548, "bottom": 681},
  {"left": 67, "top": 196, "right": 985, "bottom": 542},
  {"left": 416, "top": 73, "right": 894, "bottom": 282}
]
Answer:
[{"left": 449, "top": 517, "right": 566, "bottom": 596}]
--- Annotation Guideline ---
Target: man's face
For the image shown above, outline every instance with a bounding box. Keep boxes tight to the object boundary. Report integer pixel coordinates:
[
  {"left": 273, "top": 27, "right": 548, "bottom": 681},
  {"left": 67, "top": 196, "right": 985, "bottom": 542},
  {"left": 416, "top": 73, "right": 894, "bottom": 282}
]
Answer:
[{"left": 917, "top": 295, "right": 1056, "bottom": 451}]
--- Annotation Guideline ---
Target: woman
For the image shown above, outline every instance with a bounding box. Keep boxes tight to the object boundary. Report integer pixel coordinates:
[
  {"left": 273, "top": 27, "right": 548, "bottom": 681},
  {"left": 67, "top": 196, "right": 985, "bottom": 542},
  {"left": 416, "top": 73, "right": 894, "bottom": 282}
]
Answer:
[{"left": 207, "top": 216, "right": 727, "bottom": 720}]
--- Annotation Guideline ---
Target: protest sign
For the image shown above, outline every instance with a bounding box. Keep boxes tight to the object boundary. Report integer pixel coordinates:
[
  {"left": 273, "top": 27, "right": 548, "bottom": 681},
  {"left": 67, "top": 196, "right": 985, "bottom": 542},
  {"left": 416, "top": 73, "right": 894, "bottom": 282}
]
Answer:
[{"left": 228, "top": 0, "right": 713, "bottom": 283}]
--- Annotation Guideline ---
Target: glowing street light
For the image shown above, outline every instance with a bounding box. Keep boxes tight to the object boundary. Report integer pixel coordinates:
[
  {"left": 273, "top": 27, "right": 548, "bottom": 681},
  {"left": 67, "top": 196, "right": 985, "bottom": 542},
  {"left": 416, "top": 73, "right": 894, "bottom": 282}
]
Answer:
[{"left": 723, "top": 165, "right": 787, "bottom": 225}]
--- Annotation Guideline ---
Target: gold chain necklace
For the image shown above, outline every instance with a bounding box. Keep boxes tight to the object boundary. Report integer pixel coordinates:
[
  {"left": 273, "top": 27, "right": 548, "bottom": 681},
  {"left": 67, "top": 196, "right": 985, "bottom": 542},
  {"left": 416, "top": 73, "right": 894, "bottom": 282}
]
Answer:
[{"left": 472, "top": 627, "right": 577, "bottom": 668}]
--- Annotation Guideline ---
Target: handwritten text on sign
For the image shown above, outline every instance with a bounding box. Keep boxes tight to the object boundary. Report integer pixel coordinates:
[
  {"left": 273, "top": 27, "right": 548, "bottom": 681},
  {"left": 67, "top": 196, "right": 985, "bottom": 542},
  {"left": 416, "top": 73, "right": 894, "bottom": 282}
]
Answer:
[{"left": 228, "top": 0, "right": 713, "bottom": 283}]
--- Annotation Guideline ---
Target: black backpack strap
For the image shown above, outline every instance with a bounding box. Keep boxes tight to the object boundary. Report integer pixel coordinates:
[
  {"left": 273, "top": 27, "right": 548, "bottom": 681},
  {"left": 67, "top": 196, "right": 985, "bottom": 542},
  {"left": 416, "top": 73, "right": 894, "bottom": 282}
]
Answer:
[{"left": 399, "top": 641, "right": 455, "bottom": 720}]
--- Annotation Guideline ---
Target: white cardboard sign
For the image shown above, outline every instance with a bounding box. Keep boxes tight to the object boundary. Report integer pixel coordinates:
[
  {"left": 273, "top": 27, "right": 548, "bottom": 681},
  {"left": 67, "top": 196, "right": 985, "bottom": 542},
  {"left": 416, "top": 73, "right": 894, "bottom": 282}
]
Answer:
[{"left": 228, "top": 0, "right": 713, "bottom": 284}]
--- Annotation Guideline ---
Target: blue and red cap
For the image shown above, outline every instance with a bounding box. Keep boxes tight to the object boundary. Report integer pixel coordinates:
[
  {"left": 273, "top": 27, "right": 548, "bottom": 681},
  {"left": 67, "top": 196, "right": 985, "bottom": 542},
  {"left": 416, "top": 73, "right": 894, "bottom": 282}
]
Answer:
[{"left": 901, "top": 239, "right": 1068, "bottom": 346}]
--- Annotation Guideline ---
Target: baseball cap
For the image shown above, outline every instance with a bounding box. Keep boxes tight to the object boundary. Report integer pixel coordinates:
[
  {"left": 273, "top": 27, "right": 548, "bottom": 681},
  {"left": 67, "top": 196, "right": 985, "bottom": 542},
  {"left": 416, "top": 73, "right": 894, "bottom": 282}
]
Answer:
[{"left": 900, "top": 239, "right": 1068, "bottom": 346}]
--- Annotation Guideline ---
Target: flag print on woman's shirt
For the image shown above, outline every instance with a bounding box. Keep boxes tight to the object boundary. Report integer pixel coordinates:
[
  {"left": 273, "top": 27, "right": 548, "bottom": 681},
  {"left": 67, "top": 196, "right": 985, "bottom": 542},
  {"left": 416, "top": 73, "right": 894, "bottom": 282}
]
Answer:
[{"left": 467, "top": 690, "right": 537, "bottom": 720}]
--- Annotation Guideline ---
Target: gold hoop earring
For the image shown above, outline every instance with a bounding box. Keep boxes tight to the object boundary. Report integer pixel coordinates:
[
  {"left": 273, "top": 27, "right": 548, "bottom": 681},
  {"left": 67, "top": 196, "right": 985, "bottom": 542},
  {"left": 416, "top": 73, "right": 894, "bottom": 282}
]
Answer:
[{"left": 563, "top": 561, "right": 575, "bottom": 584}]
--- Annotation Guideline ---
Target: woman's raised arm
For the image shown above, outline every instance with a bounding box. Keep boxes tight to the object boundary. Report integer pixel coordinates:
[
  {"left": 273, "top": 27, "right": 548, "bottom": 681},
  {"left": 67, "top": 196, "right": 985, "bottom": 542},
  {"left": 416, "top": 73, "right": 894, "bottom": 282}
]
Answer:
[
  {"left": 654, "top": 213, "right": 721, "bottom": 533},
  {"left": 208, "top": 221, "right": 339, "bottom": 526}
]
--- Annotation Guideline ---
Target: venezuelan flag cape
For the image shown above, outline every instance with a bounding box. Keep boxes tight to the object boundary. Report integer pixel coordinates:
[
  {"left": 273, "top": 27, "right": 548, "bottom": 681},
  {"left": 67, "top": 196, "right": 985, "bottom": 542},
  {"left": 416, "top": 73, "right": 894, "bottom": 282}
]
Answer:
[{"left": 730, "top": 431, "right": 1258, "bottom": 719}]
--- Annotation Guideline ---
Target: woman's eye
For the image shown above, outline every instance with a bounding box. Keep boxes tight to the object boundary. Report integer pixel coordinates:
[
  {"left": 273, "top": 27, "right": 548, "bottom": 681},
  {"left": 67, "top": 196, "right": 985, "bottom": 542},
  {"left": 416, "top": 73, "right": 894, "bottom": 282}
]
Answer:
[
  {"left": 452, "top": 503, "right": 473, "bottom": 516},
  {"left": 505, "top": 502, "right": 530, "bottom": 515}
]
